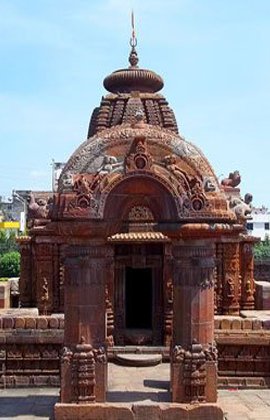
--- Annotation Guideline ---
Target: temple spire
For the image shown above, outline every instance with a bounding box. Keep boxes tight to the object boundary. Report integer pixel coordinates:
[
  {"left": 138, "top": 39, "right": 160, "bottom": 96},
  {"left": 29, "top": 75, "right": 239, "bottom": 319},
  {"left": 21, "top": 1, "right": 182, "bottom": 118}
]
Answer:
[{"left": 129, "top": 10, "right": 139, "bottom": 67}]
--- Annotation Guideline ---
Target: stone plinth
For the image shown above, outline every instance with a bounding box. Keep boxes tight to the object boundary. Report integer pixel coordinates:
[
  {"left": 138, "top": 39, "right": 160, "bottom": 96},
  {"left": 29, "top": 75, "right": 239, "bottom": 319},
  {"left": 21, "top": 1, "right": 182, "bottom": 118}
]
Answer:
[
  {"left": 0, "top": 282, "right": 10, "bottom": 309},
  {"left": 54, "top": 402, "right": 223, "bottom": 420}
]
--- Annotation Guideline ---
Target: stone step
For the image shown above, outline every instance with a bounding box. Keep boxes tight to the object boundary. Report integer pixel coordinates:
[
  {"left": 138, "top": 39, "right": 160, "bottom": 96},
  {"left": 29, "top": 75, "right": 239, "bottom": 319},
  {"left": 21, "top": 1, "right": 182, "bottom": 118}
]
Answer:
[
  {"left": 108, "top": 345, "right": 170, "bottom": 362},
  {"left": 115, "top": 353, "right": 162, "bottom": 367}
]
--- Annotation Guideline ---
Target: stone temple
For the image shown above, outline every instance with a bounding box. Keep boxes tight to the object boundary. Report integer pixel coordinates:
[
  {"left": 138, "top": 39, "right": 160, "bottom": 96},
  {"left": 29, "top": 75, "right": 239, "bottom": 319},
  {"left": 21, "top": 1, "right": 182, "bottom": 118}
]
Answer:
[{"left": 2, "top": 30, "right": 265, "bottom": 419}]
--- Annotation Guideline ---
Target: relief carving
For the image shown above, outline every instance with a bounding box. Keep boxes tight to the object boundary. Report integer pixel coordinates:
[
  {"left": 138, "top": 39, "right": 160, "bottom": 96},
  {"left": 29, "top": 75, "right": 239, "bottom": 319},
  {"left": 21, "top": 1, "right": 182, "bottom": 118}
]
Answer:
[
  {"left": 97, "top": 155, "right": 123, "bottom": 175},
  {"left": 71, "top": 337, "right": 96, "bottom": 404},
  {"left": 41, "top": 277, "right": 49, "bottom": 315},
  {"left": 221, "top": 170, "right": 241, "bottom": 188},
  {"left": 229, "top": 193, "right": 253, "bottom": 222},
  {"left": 128, "top": 205, "right": 154, "bottom": 221},
  {"left": 173, "top": 340, "right": 212, "bottom": 404},
  {"left": 125, "top": 135, "right": 153, "bottom": 172},
  {"left": 28, "top": 193, "right": 51, "bottom": 220}
]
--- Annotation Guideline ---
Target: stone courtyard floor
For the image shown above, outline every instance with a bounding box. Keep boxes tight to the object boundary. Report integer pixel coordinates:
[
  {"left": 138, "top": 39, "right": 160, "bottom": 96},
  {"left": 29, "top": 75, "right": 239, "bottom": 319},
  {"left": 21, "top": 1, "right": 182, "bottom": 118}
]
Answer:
[{"left": 1, "top": 363, "right": 270, "bottom": 419}]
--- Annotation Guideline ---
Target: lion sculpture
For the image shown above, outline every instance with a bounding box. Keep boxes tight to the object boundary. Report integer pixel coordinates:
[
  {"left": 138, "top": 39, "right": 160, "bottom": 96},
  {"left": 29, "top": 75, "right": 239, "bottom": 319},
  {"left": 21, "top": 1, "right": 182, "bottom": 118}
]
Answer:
[{"left": 221, "top": 170, "right": 241, "bottom": 188}]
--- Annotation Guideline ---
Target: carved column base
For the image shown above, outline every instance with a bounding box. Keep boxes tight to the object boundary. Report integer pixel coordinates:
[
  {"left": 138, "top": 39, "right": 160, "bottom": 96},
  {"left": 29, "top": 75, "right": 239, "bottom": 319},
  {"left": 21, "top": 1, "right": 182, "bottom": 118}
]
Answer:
[
  {"left": 171, "top": 341, "right": 218, "bottom": 404},
  {"left": 60, "top": 340, "right": 107, "bottom": 404}
]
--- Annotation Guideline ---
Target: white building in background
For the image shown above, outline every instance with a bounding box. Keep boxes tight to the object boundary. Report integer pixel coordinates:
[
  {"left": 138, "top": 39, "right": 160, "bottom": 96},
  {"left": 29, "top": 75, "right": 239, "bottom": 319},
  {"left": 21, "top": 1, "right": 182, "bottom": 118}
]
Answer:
[
  {"left": 246, "top": 206, "right": 270, "bottom": 240},
  {"left": 52, "top": 160, "right": 66, "bottom": 192}
]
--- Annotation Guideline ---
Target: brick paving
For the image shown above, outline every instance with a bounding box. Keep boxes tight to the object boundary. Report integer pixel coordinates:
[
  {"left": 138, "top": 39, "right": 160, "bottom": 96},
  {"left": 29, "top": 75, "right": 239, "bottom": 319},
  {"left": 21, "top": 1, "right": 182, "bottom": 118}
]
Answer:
[{"left": 1, "top": 363, "right": 270, "bottom": 419}]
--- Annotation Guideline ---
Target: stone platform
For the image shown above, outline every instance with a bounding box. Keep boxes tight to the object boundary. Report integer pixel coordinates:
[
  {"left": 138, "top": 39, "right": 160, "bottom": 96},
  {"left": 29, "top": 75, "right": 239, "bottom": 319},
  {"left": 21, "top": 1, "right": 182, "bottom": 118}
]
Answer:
[
  {"left": 1, "top": 365, "right": 270, "bottom": 419},
  {"left": 54, "top": 402, "right": 223, "bottom": 419}
]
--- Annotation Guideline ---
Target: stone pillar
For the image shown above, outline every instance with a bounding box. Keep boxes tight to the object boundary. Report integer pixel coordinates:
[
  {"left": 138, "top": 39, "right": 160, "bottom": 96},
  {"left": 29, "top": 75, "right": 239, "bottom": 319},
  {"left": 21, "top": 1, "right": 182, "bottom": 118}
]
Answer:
[
  {"left": 60, "top": 244, "right": 110, "bottom": 404},
  {"left": 215, "top": 243, "right": 223, "bottom": 315},
  {"left": 163, "top": 243, "right": 173, "bottom": 347},
  {"left": 17, "top": 236, "right": 32, "bottom": 307},
  {"left": 35, "top": 243, "right": 54, "bottom": 314},
  {"left": 222, "top": 242, "right": 240, "bottom": 315},
  {"left": 171, "top": 242, "right": 217, "bottom": 403},
  {"left": 240, "top": 240, "right": 255, "bottom": 310}
]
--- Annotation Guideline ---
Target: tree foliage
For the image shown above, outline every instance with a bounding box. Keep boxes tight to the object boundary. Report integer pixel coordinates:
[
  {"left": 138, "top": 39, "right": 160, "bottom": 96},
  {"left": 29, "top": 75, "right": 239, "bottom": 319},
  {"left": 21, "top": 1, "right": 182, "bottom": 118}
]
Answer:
[
  {"left": 254, "top": 237, "right": 270, "bottom": 260},
  {"left": 0, "top": 251, "right": 20, "bottom": 277},
  {"left": 0, "top": 229, "right": 18, "bottom": 255}
]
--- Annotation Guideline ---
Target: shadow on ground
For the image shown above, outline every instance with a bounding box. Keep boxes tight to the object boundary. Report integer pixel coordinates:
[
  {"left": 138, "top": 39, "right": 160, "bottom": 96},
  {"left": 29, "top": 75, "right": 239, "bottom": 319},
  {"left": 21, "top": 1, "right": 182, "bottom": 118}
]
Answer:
[
  {"left": 107, "top": 390, "right": 171, "bottom": 402},
  {"left": 143, "top": 379, "right": 169, "bottom": 390},
  {"left": 0, "top": 394, "right": 58, "bottom": 418}
]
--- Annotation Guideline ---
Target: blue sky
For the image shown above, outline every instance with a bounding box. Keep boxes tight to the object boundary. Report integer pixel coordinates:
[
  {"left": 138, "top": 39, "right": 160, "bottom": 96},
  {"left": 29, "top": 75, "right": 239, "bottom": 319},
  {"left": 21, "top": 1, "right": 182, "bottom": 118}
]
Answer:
[{"left": 1, "top": 0, "right": 270, "bottom": 206}]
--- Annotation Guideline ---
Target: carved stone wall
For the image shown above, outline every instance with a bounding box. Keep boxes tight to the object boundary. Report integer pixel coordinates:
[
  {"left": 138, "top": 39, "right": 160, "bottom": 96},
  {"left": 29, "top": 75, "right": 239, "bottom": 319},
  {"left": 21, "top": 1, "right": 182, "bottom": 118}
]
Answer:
[{"left": 0, "top": 315, "right": 63, "bottom": 388}]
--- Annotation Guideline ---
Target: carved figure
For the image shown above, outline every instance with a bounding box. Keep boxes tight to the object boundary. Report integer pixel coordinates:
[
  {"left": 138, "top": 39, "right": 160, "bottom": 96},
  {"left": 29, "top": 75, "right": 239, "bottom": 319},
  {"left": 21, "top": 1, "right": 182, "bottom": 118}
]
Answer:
[
  {"left": 225, "top": 275, "right": 235, "bottom": 298},
  {"left": 61, "top": 171, "right": 73, "bottom": 189},
  {"left": 28, "top": 193, "right": 48, "bottom": 219},
  {"left": 203, "top": 177, "right": 217, "bottom": 192},
  {"left": 41, "top": 277, "right": 49, "bottom": 315},
  {"left": 97, "top": 155, "right": 122, "bottom": 175},
  {"left": 163, "top": 154, "right": 202, "bottom": 194},
  {"left": 229, "top": 193, "right": 253, "bottom": 221},
  {"left": 221, "top": 170, "right": 241, "bottom": 188}
]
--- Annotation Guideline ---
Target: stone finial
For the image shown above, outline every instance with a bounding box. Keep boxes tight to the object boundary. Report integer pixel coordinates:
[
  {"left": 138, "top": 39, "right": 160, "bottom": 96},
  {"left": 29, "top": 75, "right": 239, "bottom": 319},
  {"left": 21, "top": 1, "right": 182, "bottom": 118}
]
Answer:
[
  {"left": 129, "top": 10, "right": 139, "bottom": 68},
  {"left": 129, "top": 46, "right": 139, "bottom": 67}
]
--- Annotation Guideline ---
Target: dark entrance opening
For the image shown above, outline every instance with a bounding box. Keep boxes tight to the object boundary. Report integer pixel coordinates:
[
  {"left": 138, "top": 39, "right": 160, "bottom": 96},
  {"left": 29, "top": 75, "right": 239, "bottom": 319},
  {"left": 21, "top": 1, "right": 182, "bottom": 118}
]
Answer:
[{"left": 125, "top": 267, "right": 152, "bottom": 329}]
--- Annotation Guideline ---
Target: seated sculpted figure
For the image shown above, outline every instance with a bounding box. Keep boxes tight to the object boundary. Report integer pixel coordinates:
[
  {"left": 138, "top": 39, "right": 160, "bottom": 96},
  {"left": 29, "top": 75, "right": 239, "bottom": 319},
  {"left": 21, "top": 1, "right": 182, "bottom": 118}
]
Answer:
[
  {"left": 229, "top": 193, "right": 253, "bottom": 221},
  {"left": 221, "top": 170, "right": 241, "bottom": 188}
]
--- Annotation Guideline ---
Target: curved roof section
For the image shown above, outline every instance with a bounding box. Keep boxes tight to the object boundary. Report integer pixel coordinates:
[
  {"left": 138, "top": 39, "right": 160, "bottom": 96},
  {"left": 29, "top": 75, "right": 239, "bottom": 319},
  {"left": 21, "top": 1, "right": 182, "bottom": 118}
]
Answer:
[{"left": 59, "top": 123, "right": 218, "bottom": 187}]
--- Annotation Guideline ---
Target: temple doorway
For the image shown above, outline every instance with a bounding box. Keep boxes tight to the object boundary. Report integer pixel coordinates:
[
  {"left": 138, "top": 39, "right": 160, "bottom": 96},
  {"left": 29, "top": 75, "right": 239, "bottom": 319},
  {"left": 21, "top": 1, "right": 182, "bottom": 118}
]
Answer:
[
  {"left": 113, "top": 243, "right": 164, "bottom": 346},
  {"left": 125, "top": 267, "right": 152, "bottom": 329}
]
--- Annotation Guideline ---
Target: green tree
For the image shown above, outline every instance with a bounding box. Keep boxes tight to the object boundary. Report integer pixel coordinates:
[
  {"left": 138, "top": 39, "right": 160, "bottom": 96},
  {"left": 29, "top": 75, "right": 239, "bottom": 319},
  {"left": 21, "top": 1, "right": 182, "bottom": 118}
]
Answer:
[
  {"left": 0, "top": 251, "right": 20, "bottom": 277},
  {"left": 0, "top": 229, "right": 18, "bottom": 255},
  {"left": 254, "top": 239, "right": 270, "bottom": 260}
]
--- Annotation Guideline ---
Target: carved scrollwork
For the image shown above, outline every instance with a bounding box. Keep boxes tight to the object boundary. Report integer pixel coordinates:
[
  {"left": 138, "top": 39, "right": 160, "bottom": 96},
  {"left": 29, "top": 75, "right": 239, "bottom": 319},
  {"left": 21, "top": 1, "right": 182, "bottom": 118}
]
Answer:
[{"left": 128, "top": 205, "right": 154, "bottom": 221}]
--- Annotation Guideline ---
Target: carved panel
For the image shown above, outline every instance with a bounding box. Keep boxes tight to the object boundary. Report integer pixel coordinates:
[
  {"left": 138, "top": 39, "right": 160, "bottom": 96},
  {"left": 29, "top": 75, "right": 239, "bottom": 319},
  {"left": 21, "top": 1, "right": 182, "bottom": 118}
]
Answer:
[
  {"left": 240, "top": 242, "right": 255, "bottom": 310},
  {"left": 222, "top": 243, "right": 240, "bottom": 315}
]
